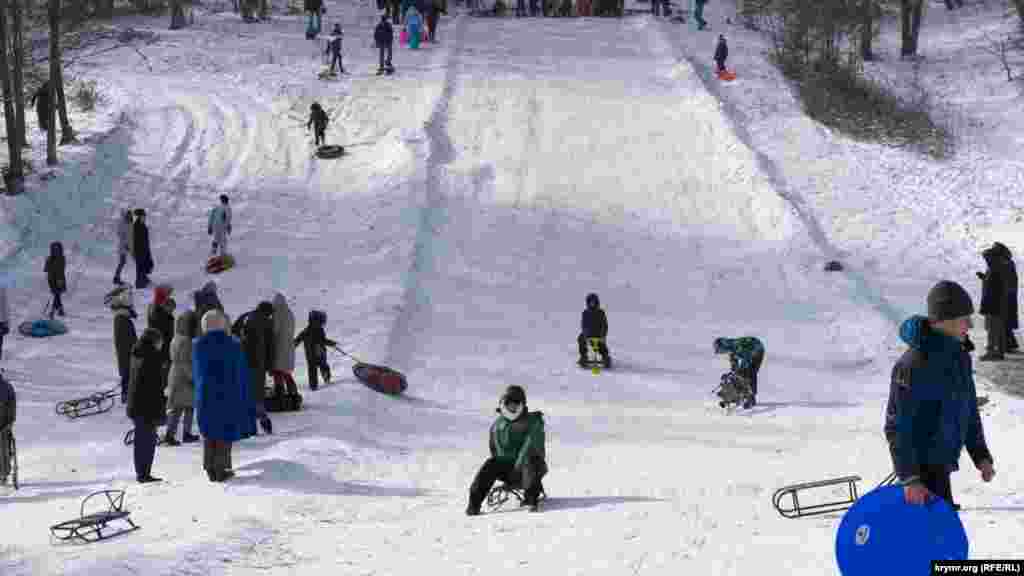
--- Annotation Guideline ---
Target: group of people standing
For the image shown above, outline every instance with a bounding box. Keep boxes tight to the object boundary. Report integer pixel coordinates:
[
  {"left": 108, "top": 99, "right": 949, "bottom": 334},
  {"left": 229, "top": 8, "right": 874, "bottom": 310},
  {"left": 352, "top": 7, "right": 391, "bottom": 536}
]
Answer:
[{"left": 977, "top": 241, "right": 1019, "bottom": 361}]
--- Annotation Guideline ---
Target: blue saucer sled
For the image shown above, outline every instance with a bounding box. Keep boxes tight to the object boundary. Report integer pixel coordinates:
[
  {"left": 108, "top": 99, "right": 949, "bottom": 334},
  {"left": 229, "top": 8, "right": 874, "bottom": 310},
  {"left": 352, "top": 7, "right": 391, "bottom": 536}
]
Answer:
[{"left": 835, "top": 485, "right": 968, "bottom": 576}]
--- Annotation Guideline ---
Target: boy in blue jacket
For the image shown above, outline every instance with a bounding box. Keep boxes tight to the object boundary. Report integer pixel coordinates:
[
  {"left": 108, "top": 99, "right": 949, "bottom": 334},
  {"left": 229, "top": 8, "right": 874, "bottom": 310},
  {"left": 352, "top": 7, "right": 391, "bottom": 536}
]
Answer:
[{"left": 884, "top": 280, "right": 996, "bottom": 509}]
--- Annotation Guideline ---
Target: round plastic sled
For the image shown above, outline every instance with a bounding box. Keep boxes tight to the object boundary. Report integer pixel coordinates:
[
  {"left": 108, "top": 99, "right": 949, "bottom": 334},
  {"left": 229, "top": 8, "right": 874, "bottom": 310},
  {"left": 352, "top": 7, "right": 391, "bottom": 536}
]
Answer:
[
  {"left": 18, "top": 318, "right": 67, "bottom": 338},
  {"left": 315, "top": 145, "right": 345, "bottom": 159},
  {"left": 836, "top": 484, "right": 968, "bottom": 576},
  {"left": 352, "top": 363, "right": 407, "bottom": 395},
  {"left": 717, "top": 69, "right": 737, "bottom": 81},
  {"left": 205, "top": 254, "right": 235, "bottom": 274}
]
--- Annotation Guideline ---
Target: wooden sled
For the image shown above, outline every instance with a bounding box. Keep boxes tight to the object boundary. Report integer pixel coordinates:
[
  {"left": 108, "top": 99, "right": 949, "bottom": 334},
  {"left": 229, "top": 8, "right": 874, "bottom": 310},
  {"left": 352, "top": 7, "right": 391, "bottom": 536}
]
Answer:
[
  {"left": 50, "top": 490, "right": 139, "bottom": 543},
  {"left": 205, "top": 254, "right": 235, "bottom": 274}
]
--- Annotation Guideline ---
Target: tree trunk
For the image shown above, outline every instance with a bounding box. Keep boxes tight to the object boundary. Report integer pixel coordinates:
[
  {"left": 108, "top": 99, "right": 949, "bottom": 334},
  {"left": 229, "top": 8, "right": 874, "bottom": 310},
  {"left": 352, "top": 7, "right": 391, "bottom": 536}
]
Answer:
[
  {"left": 55, "top": 65, "right": 74, "bottom": 144},
  {"left": 900, "top": 0, "right": 923, "bottom": 58},
  {"left": 98, "top": 0, "right": 113, "bottom": 17},
  {"left": 10, "top": 0, "right": 25, "bottom": 149},
  {"left": 0, "top": 0, "right": 22, "bottom": 193},
  {"left": 169, "top": 0, "right": 186, "bottom": 28},
  {"left": 861, "top": 0, "right": 873, "bottom": 61},
  {"left": 47, "top": 0, "right": 56, "bottom": 164}
]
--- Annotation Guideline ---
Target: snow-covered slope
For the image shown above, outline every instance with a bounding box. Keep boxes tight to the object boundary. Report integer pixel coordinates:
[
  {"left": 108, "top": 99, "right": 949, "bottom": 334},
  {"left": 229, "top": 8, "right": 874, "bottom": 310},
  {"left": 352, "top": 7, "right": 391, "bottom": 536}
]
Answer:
[{"left": 1, "top": 0, "right": 1022, "bottom": 573}]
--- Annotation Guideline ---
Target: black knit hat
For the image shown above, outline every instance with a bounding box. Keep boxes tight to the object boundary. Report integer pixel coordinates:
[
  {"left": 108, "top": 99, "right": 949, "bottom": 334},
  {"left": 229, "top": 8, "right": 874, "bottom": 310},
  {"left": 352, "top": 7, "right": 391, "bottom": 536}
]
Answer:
[
  {"left": 927, "top": 280, "right": 974, "bottom": 321},
  {"left": 502, "top": 385, "right": 526, "bottom": 405}
]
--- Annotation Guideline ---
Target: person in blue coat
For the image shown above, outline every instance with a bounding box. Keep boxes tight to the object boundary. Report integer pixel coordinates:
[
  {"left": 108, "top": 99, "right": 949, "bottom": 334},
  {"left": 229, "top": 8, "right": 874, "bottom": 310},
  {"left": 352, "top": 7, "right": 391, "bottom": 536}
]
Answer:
[
  {"left": 193, "top": 309, "right": 255, "bottom": 482},
  {"left": 884, "top": 280, "right": 996, "bottom": 510},
  {"left": 406, "top": 6, "right": 423, "bottom": 49}
]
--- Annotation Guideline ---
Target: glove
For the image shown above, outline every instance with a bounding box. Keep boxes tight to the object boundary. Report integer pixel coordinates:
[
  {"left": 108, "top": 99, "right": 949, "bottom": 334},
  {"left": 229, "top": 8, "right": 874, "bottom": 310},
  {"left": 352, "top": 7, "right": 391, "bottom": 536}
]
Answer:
[
  {"left": 977, "top": 271, "right": 985, "bottom": 280},
  {"left": 208, "top": 226, "right": 213, "bottom": 235}
]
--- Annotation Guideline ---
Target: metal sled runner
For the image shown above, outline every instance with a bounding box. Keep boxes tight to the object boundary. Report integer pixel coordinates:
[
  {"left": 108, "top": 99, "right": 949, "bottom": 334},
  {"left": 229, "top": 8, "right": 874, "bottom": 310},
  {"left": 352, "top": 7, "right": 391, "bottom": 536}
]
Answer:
[
  {"left": 485, "top": 482, "right": 547, "bottom": 512},
  {"left": 56, "top": 387, "right": 119, "bottom": 419},
  {"left": 772, "top": 472, "right": 897, "bottom": 519},
  {"left": 49, "top": 490, "right": 139, "bottom": 543}
]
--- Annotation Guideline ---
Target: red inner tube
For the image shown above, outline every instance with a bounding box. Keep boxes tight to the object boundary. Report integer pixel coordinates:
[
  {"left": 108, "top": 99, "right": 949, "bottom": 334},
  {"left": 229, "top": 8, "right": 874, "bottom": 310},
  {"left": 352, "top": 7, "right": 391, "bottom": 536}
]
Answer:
[{"left": 353, "top": 363, "right": 407, "bottom": 394}]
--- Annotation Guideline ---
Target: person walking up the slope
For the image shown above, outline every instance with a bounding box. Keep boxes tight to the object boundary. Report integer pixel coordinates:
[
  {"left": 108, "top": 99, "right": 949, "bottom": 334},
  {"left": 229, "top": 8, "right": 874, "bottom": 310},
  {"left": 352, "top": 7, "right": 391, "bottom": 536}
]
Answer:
[
  {"left": 293, "top": 310, "right": 336, "bottom": 390},
  {"left": 714, "top": 34, "right": 728, "bottom": 73},
  {"left": 885, "top": 280, "right": 995, "bottom": 510},
  {"left": 375, "top": 16, "right": 395, "bottom": 74},
  {"left": 325, "top": 24, "right": 346, "bottom": 75},
  {"left": 466, "top": 385, "right": 548, "bottom": 515},
  {"left": 114, "top": 208, "right": 133, "bottom": 285},
  {"left": 44, "top": 241, "right": 67, "bottom": 319},
  {"left": 577, "top": 293, "right": 611, "bottom": 369},
  {"left": 307, "top": 102, "right": 329, "bottom": 147},
  {"left": 713, "top": 335, "right": 764, "bottom": 408},
  {"left": 208, "top": 195, "right": 232, "bottom": 258}
]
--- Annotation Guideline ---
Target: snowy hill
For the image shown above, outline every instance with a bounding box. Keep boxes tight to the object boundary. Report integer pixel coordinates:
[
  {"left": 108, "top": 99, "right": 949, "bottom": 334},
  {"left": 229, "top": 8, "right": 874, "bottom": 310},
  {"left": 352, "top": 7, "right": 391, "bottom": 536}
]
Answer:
[{"left": 2, "top": 0, "right": 1023, "bottom": 573}]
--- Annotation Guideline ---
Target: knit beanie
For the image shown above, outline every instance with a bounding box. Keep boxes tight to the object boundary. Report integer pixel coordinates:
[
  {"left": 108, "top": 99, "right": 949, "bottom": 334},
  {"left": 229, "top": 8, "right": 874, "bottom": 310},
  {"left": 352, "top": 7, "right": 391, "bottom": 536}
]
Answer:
[{"left": 927, "top": 280, "right": 974, "bottom": 321}]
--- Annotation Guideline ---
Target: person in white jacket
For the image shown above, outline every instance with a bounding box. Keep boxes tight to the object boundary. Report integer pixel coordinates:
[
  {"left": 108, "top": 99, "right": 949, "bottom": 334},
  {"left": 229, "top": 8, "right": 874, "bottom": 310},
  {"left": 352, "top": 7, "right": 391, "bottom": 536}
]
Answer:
[
  {"left": 208, "top": 195, "right": 232, "bottom": 257},
  {"left": 270, "top": 293, "right": 299, "bottom": 397},
  {"left": 0, "top": 284, "right": 9, "bottom": 362},
  {"left": 114, "top": 208, "right": 133, "bottom": 285}
]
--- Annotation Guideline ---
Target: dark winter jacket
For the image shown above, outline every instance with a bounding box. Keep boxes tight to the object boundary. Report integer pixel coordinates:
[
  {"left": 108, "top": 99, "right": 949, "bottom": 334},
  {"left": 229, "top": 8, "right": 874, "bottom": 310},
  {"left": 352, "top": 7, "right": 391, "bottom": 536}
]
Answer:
[
  {"left": 490, "top": 409, "right": 546, "bottom": 473},
  {"left": 132, "top": 219, "right": 154, "bottom": 274},
  {"left": 884, "top": 316, "right": 992, "bottom": 482},
  {"left": 375, "top": 20, "right": 394, "bottom": 48},
  {"left": 127, "top": 333, "right": 167, "bottom": 423},
  {"left": 581, "top": 306, "right": 608, "bottom": 339},
  {"left": 147, "top": 302, "right": 175, "bottom": 365},
  {"left": 193, "top": 330, "right": 256, "bottom": 442},
  {"left": 44, "top": 244, "right": 66, "bottom": 294},
  {"left": 294, "top": 315, "right": 336, "bottom": 362},
  {"left": 326, "top": 31, "right": 343, "bottom": 55},
  {"left": 304, "top": 0, "right": 322, "bottom": 12},
  {"left": 0, "top": 374, "right": 15, "bottom": 432},
  {"left": 194, "top": 281, "right": 224, "bottom": 328},
  {"left": 714, "top": 38, "right": 728, "bottom": 63},
  {"left": 992, "top": 243, "right": 1019, "bottom": 330},
  {"left": 236, "top": 305, "right": 273, "bottom": 403},
  {"left": 978, "top": 248, "right": 1007, "bottom": 317},
  {"left": 307, "top": 106, "right": 328, "bottom": 132},
  {"left": 114, "top": 308, "right": 138, "bottom": 385}
]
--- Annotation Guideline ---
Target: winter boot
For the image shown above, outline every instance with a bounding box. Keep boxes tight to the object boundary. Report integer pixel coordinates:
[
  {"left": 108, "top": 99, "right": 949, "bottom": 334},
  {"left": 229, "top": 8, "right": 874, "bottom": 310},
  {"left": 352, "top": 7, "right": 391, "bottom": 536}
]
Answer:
[
  {"left": 163, "top": 433, "right": 180, "bottom": 446},
  {"left": 465, "top": 503, "right": 481, "bottom": 516},
  {"left": 260, "top": 416, "right": 273, "bottom": 435}
]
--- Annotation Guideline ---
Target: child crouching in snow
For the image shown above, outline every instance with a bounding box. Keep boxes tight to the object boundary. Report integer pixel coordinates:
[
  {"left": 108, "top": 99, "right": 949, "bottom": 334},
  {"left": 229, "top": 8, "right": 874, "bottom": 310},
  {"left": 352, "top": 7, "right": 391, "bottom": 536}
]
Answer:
[
  {"left": 713, "top": 336, "right": 764, "bottom": 408},
  {"left": 307, "top": 102, "right": 329, "bottom": 147}
]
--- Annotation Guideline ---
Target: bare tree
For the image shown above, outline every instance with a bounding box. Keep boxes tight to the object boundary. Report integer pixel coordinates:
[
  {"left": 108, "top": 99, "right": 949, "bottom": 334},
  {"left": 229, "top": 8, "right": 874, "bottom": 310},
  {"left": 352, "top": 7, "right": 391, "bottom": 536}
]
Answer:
[
  {"left": 979, "top": 32, "right": 1015, "bottom": 81},
  {"left": 0, "top": 0, "right": 22, "bottom": 193},
  {"left": 47, "top": 0, "right": 56, "bottom": 164},
  {"left": 10, "top": 0, "right": 25, "bottom": 148},
  {"left": 900, "top": 0, "right": 924, "bottom": 59}
]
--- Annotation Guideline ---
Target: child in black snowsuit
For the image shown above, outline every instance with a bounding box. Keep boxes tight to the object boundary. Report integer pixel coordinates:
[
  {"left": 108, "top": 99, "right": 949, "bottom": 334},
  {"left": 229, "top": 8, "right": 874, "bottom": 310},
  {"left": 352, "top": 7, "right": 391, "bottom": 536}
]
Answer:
[
  {"left": 44, "top": 241, "right": 67, "bottom": 318},
  {"left": 307, "top": 102, "right": 329, "bottom": 147},
  {"left": 374, "top": 16, "right": 395, "bottom": 74},
  {"left": 714, "top": 35, "right": 728, "bottom": 73},
  {"left": 577, "top": 293, "right": 611, "bottom": 368},
  {"left": 325, "top": 24, "right": 345, "bottom": 75},
  {"left": 294, "top": 310, "right": 336, "bottom": 390}
]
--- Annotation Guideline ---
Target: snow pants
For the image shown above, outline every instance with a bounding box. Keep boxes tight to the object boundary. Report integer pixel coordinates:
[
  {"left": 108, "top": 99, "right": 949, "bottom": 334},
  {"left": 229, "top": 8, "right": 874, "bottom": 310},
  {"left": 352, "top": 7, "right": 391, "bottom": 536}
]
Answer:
[
  {"left": 577, "top": 334, "right": 610, "bottom": 363},
  {"left": 212, "top": 230, "right": 228, "bottom": 257},
  {"left": 378, "top": 45, "right": 393, "bottom": 70},
  {"left": 468, "top": 454, "right": 546, "bottom": 509},
  {"left": 132, "top": 419, "right": 158, "bottom": 480},
  {"left": 166, "top": 406, "right": 194, "bottom": 439},
  {"left": 0, "top": 428, "right": 11, "bottom": 482},
  {"left": 409, "top": 24, "right": 421, "bottom": 48},
  {"left": 985, "top": 315, "right": 1007, "bottom": 357}
]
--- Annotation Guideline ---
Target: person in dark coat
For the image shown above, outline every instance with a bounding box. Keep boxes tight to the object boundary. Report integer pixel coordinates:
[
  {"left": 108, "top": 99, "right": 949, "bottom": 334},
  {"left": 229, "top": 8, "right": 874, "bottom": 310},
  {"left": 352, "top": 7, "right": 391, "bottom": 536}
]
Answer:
[
  {"left": 991, "top": 242, "right": 1019, "bottom": 351},
  {"left": 127, "top": 328, "right": 167, "bottom": 483},
  {"left": 193, "top": 281, "right": 225, "bottom": 332},
  {"left": 307, "top": 102, "right": 329, "bottom": 147},
  {"left": 194, "top": 310, "right": 254, "bottom": 482},
  {"left": 466, "top": 385, "right": 547, "bottom": 515},
  {"left": 131, "top": 209, "right": 154, "bottom": 289},
  {"left": 0, "top": 373, "right": 15, "bottom": 486},
  {"left": 978, "top": 247, "right": 1008, "bottom": 361},
  {"left": 884, "top": 281, "right": 995, "bottom": 509},
  {"left": 425, "top": 2, "right": 443, "bottom": 41},
  {"left": 233, "top": 302, "right": 273, "bottom": 434},
  {"left": 577, "top": 293, "right": 611, "bottom": 368},
  {"left": 294, "top": 309, "right": 336, "bottom": 390},
  {"left": 714, "top": 35, "right": 729, "bottom": 73},
  {"left": 147, "top": 285, "right": 176, "bottom": 390},
  {"left": 110, "top": 286, "right": 138, "bottom": 404},
  {"left": 325, "top": 24, "right": 345, "bottom": 74},
  {"left": 114, "top": 208, "right": 133, "bottom": 285},
  {"left": 43, "top": 241, "right": 67, "bottom": 318},
  {"left": 374, "top": 16, "right": 395, "bottom": 74},
  {"left": 29, "top": 81, "right": 51, "bottom": 133},
  {"left": 0, "top": 285, "right": 9, "bottom": 362}
]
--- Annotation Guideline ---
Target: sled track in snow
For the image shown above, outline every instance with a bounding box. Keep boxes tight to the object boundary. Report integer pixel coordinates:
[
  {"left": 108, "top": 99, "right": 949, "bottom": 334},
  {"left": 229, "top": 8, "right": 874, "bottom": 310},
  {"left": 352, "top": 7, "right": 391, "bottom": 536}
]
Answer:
[
  {"left": 653, "top": 20, "right": 903, "bottom": 327},
  {"left": 384, "top": 16, "right": 467, "bottom": 370}
]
